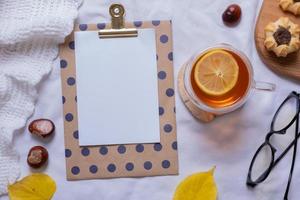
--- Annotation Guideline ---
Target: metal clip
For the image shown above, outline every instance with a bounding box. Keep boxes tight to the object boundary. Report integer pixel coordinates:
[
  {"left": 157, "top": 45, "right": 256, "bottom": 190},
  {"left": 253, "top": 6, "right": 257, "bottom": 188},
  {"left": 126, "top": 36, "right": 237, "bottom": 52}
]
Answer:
[{"left": 98, "top": 4, "right": 138, "bottom": 39}]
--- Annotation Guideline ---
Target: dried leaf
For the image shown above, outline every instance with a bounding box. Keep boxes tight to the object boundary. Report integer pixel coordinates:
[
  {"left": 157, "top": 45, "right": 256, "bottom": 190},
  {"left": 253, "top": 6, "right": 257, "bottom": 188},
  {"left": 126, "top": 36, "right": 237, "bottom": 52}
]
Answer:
[
  {"left": 8, "top": 173, "right": 56, "bottom": 200},
  {"left": 173, "top": 167, "right": 217, "bottom": 200}
]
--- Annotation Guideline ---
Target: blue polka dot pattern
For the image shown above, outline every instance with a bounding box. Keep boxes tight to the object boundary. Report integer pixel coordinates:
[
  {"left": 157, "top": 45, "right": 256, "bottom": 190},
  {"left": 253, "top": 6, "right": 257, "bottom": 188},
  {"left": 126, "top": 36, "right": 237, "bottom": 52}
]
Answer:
[
  {"left": 73, "top": 130, "right": 79, "bottom": 139},
  {"left": 144, "top": 161, "right": 152, "bottom": 170},
  {"left": 172, "top": 141, "right": 178, "bottom": 150},
  {"left": 89, "top": 165, "right": 98, "bottom": 174},
  {"left": 69, "top": 41, "right": 75, "bottom": 50},
  {"left": 158, "top": 71, "right": 167, "bottom": 80},
  {"left": 164, "top": 124, "right": 173, "bottom": 133},
  {"left": 168, "top": 52, "right": 173, "bottom": 61},
  {"left": 160, "top": 35, "right": 168, "bottom": 43},
  {"left": 152, "top": 20, "right": 160, "bottom": 26},
  {"left": 159, "top": 106, "right": 164, "bottom": 116},
  {"left": 134, "top": 21, "right": 142, "bottom": 27},
  {"left": 117, "top": 145, "right": 126, "bottom": 154},
  {"left": 65, "top": 149, "right": 72, "bottom": 158},
  {"left": 107, "top": 164, "right": 116, "bottom": 173},
  {"left": 81, "top": 147, "right": 90, "bottom": 156},
  {"left": 62, "top": 96, "right": 66, "bottom": 104},
  {"left": 79, "top": 24, "right": 88, "bottom": 31},
  {"left": 71, "top": 166, "right": 80, "bottom": 175},
  {"left": 166, "top": 88, "right": 174, "bottom": 97},
  {"left": 65, "top": 113, "right": 73, "bottom": 122},
  {"left": 154, "top": 143, "right": 162, "bottom": 151},
  {"left": 67, "top": 77, "right": 76, "bottom": 86},
  {"left": 60, "top": 20, "right": 178, "bottom": 178},
  {"left": 99, "top": 146, "right": 108, "bottom": 155},
  {"left": 162, "top": 160, "right": 170, "bottom": 169},
  {"left": 97, "top": 23, "right": 106, "bottom": 30},
  {"left": 135, "top": 144, "right": 144, "bottom": 153},
  {"left": 60, "top": 60, "right": 67, "bottom": 68},
  {"left": 125, "top": 163, "right": 134, "bottom": 171}
]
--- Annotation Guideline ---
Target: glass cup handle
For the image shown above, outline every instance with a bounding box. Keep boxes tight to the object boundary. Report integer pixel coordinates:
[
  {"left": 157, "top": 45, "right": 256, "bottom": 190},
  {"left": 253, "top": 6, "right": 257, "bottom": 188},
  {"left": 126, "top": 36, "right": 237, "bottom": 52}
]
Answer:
[{"left": 253, "top": 80, "right": 276, "bottom": 91}]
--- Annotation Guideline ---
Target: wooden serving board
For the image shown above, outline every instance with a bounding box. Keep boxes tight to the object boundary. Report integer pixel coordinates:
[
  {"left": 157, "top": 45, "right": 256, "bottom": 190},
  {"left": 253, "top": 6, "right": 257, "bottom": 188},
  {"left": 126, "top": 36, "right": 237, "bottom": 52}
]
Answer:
[{"left": 255, "top": 0, "right": 300, "bottom": 80}]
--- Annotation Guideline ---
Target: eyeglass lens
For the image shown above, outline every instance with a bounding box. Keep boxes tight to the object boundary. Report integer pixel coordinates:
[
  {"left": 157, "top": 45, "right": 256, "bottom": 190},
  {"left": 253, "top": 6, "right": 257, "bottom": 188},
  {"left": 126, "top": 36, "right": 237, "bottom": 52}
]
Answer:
[
  {"left": 251, "top": 144, "right": 273, "bottom": 182},
  {"left": 272, "top": 96, "right": 298, "bottom": 132},
  {"left": 270, "top": 96, "right": 299, "bottom": 153}
]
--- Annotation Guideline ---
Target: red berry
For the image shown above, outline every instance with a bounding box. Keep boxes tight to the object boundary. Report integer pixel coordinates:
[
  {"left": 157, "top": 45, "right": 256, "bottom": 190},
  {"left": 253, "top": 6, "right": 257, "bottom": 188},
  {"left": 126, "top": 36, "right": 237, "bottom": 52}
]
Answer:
[
  {"left": 28, "top": 119, "right": 55, "bottom": 138},
  {"left": 27, "top": 146, "right": 49, "bottom": 168},
  {"left": 222, "top": 4, "right": 242, "bottom": 26}
]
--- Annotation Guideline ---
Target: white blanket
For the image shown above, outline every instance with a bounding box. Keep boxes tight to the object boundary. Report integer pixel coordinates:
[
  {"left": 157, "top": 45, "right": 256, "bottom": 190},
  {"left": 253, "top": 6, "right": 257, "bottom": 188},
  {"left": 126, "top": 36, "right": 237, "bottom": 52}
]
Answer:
[
  {"left": 0, "top": 0, "right": 81, "bottom": 196},
  {"left": 4, "top": 0, "right": 300, "bottom": 199}
]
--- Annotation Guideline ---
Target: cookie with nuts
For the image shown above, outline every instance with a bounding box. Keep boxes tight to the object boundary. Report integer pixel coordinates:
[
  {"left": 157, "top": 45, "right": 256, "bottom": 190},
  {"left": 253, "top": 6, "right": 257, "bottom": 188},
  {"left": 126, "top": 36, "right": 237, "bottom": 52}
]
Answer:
[
  {"left": 279, "top": 0, "right": 300, "bottom": 15},
  {"left": 264, "top": 17, "right": 300, "bottom": 57}
]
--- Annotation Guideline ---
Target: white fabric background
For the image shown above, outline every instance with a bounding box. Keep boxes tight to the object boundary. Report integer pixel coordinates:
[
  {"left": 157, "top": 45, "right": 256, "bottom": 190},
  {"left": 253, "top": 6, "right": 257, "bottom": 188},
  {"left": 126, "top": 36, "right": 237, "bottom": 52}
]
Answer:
[{"left": 3, "top": 0, "right": 300, "bottom": 199}]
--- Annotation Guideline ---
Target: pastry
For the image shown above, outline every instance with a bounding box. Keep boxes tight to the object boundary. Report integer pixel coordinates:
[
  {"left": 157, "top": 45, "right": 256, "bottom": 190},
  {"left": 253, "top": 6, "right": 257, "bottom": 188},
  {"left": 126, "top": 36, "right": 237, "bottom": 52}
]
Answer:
[
  {"left": 264, "top": 17, "right": 300, "bottom": 57},
  {"left": 279, "top": 0, "right": 300, "bottom": 15}
]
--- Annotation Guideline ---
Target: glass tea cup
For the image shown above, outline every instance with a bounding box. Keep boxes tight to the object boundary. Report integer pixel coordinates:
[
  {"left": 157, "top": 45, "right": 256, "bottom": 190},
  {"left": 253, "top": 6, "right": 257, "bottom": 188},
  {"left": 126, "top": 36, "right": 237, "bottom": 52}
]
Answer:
[{"left": 183, "top": 44, "right": 275, "bottom": 115}]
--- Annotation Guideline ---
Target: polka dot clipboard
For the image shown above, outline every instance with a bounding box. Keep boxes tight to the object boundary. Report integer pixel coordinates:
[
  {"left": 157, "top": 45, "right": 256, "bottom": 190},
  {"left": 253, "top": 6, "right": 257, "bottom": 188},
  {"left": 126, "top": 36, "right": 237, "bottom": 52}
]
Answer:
[{"left": 59, "top": 18, "right": 178, "bottom": 180}]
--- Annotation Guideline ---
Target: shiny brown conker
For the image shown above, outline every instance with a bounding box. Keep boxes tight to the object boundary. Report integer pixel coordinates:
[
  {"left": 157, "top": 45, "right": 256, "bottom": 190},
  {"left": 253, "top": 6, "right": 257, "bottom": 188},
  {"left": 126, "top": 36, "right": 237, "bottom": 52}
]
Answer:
[
  {"left": 222, "top": 4, "right": 242, "bottom": 26},
  {"left": 27, "top": 146, "right": 49, "bottom": 168},
  {"left": 28, "top": 119, "right": 55, "bottom": 138}
]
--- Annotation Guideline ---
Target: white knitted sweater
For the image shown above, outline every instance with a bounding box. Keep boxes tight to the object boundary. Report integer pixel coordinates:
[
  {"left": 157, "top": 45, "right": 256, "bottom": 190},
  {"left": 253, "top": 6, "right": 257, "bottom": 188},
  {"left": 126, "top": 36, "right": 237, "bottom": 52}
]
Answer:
[{"left": 0, "top": 0, "right": 81, "bottom": 195}]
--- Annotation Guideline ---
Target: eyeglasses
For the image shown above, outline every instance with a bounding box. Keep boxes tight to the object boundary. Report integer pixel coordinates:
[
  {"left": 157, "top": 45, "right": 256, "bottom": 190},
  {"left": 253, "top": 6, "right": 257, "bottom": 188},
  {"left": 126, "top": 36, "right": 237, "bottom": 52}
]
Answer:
[{"left": 246, "top": 91, "right": 300, "bottom": 200}]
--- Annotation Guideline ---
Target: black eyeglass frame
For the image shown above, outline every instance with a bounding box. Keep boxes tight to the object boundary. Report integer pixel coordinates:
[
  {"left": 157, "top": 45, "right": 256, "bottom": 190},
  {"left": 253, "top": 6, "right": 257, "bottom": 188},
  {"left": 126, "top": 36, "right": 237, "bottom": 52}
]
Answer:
[{"left": 246, "top": 91, "right": 300, "bottom": 200}]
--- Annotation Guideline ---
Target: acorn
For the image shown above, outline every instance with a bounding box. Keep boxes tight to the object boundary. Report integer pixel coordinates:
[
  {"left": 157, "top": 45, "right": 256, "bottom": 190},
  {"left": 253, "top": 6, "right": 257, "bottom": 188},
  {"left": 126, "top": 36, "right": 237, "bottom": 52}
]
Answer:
[
  {"left": 28, "top": 119, "right": 55, "bottom": 138},
  {"left": 27, "top": 146, "right": 49, "bottom": 168},
  {"left": 222, "top": 4, "right": 242, "bottom": 26}
]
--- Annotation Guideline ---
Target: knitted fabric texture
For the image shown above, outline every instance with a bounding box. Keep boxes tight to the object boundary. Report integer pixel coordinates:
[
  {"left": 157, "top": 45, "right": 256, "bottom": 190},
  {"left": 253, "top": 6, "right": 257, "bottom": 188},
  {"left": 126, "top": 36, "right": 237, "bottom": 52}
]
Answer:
[{"left": 0, "top": 0, "right": 81, "bottom": 195}]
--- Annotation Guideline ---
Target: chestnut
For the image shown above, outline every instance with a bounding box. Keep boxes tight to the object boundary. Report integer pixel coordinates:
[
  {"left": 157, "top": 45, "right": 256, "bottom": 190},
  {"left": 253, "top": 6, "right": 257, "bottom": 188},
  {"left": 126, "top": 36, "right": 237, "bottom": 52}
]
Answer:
[
  {"left": 222, "top": 4, "right": 242, "bottom": 26},
  {"left": 28, "top": 119, "right": 55, "bottom": 138},
  {"left": 27, "top": 146, "right": 48, "bottom": 168}
]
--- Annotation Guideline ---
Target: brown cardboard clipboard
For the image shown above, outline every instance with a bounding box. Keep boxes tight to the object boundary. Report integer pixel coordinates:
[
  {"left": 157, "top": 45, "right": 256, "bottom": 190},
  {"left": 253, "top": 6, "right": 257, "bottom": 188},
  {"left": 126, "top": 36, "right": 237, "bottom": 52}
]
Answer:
[{"left": 59, "top": 4, "right": 178, "bottom": 180}]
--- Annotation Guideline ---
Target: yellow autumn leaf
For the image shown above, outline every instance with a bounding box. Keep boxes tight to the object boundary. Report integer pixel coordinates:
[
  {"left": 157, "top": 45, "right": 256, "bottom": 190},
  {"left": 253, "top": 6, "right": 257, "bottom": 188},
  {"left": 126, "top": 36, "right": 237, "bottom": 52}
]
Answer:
[
  {"left": 173, "top": 167, "right": 217, "bottom": 200},
  {"left": 8, "top": 173, "right": 56, "bottom": 200}
]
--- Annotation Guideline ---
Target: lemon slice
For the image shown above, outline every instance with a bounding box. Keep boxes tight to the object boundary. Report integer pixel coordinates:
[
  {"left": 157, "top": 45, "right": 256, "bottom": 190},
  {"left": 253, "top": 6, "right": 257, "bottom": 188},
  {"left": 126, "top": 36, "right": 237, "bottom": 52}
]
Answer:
[{"left": 194, "top": 50, "right": 239, "bottom": 96}]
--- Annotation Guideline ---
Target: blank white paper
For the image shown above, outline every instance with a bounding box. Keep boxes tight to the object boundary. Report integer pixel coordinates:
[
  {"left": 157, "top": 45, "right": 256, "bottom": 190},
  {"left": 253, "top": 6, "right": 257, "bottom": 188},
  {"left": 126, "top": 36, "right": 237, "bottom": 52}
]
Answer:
[{"left": 74, "top": 29, "right": 160, "bottom": 146}]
